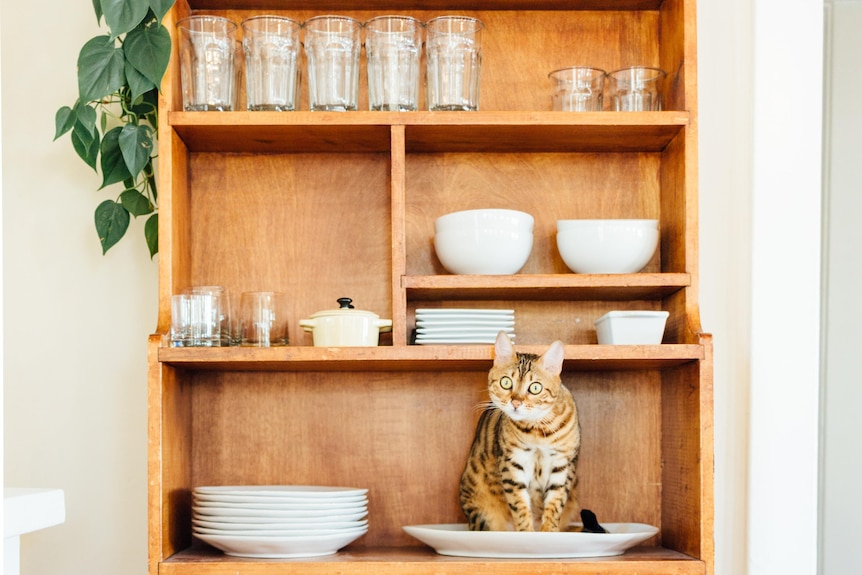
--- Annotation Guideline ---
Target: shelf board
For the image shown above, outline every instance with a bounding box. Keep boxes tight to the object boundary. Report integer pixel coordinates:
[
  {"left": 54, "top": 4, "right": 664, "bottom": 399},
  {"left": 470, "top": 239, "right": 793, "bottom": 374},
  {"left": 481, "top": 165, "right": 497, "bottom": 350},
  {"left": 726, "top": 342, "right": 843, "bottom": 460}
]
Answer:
[
  {"left": 161, "top": 545, "right": 705, "bottom": 575},
  {"left": 187, "top": 1, "right": 664, "bottom": 11},
  {"left": 404, "top": 273, "right": 690, "bottom": 301},
  {"left": 168, "top": 111, "right": 689, "bottom": 154},
  {"left": 158, "top": 343, "right": 703, "bottom": 372}
]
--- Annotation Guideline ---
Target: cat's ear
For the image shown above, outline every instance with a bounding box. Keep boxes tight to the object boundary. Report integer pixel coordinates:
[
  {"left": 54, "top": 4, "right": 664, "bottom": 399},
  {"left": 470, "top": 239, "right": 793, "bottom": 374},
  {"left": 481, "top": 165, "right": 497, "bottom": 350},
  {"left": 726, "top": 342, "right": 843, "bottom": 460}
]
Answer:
[
  {"left": 540, "top": 340, "right": 565, "bottom": 376},
  {"left": 493, "top": 331, "right": 516, "bottom": 367}
]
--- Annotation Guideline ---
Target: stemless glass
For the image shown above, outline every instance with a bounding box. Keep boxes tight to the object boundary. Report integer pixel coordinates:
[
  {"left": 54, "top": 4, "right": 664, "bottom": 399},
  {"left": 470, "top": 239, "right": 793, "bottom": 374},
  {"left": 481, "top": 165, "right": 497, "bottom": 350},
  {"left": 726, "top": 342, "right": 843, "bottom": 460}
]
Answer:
[
  {"left": 239, "top": 291, "right": 289, "bottom": 347},
  {"left": 425, "top": 16, "right": 484, "bottom": 111},
  {"left": 176, "top": 16, "right": 238, "bottom": 111},
  {"left": 606, "top": 66, "right": 667, "bottom": 111},
  {"left": 241, "top": 16, "right": 301, "bottom": 111},
  {"left": 304, "top": 15, "right": 362, "bottom": 111},
  {"left": 549, "top": 67, "right": 606, "bottom": 111},
  {"left": 365, "top": 15, "right": 423, "bottom": 111}
]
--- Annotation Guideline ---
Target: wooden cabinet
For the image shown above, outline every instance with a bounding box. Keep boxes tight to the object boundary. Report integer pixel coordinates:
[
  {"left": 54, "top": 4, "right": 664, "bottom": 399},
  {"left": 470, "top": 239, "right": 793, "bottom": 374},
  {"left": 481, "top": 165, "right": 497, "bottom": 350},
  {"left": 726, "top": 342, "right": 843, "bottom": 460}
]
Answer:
[{"left": 148, "top": 0, "right": 713, "bottom": 574}]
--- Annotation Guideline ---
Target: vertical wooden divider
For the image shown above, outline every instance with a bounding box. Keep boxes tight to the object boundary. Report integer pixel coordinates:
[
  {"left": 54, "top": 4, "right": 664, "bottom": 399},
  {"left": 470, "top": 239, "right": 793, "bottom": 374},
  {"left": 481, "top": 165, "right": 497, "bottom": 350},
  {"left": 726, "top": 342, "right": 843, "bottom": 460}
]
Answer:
[{"left": 390, "top": 125, "right": 408, "bottom": 347}]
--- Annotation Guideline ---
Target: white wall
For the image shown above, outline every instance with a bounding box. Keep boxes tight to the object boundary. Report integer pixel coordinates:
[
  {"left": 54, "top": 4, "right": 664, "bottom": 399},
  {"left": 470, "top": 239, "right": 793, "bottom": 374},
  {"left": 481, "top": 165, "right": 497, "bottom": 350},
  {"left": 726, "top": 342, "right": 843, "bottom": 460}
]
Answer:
[
  {"left": 820, "top": 2, "right": 862, "bottom": 574},
  {"left": 0, "top": 1, "right": 824, "bottom": 575},
  {"left": 1, "top": 1, "right": 158, "bottom": 574}
]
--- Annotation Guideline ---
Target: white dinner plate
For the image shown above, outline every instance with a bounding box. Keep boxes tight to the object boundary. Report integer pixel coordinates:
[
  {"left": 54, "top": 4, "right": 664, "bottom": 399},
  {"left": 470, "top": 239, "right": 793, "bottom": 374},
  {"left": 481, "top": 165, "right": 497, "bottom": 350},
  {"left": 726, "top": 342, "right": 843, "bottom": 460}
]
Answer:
[
  {"left": 193, "top": 500, "right": 366, "bottom": 511},
  {"left": 415, "top": 309, "right": 515, "bottom": 316},
  {"left": 402, "top": 523, "right": 658, "bottom": 558},
  {"left": 194, "top": 524, "right": 368, "bottom": 537},
  {"left": 193, "top": 510, "right": 368, "bottom": 523},
  {"left": 194, "top": 493, "right": 368, "bottom": 505},
  {"left": 416, "top": 327, "right": 515, "bottom": 335},
  {"left": 195, "top": 527, "right": 368, "bottom": 558},
  {"left": 416, "top": 319, "right": 516, "bottom": 327},
  {"left": 193, "top": 517, "right": 368, "bottom": 531},
  {"left": 193, "top": 485, "right": 368, "bottom": 498},
  {"left": 415, "top": 335, "right": 515, "bottom": 345},
  {"left": 193, "top": 506, "right": 367, "bottom": 519}
]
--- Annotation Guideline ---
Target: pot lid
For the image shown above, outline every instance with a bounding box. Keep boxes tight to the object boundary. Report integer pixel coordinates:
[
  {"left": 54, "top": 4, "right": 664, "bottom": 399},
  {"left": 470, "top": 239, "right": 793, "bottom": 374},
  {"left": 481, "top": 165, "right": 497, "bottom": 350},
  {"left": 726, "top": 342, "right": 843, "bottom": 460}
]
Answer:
[{"left": 307, "top": 297, "right": 384, "bottom": 319}]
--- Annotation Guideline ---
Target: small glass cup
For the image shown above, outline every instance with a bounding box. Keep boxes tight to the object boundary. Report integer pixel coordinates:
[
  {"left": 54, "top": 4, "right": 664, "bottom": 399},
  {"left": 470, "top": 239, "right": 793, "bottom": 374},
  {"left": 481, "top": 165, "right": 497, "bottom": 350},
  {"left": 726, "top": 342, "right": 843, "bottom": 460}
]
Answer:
[
  {"left": 425, "top": 16, "right": 484, "bottom": 111},
  {"left": 241, "top": 16, "right": 301, "bottom": 111},
  {"left": 549, "top": 67, "right": 606, "bottom": 111},
  {"left": 365, "top": 15, "right": 423, "bottom": 111},
  {"left": 170, "top": 286, "right": 232, "bottom": 347},
  {"left": 239, "top": 291, "right": 289, "bottom": 347},
  {"left": 304, "top": 15, "right": 362, "bottom": 112},
  {"left": 606, "top": 66, "right": 666, "bottom": 112},
  {"left": 176, "top": 16, "right": 238, "bottom": 111}
]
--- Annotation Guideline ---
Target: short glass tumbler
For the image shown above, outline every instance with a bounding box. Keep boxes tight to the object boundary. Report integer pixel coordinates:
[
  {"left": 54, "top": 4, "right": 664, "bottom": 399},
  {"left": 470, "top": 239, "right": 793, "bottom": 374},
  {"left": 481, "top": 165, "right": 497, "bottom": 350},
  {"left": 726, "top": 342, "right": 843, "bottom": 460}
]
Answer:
[
  {"left": 241, "top": 16, "right": 301, "bottom": 111},
  {"left": 304, "top": 15, "right": 362, "bottom": 112},
  {"left": 176, "top": 16, "right": 238, "bottom": 111},
  {"left": 549, "top": 67, "right": 606, "bottom": 111},
  {"left": 365, "top": 15, "right": 422, "bottom": 111},
  {"left": 425, "top": 16, "right": 484, "bottom": 111},
  {"left": 607, "top": 66, "right": 667, "bottom": 112},
  {"left": 239, "top": 291, "right": 289, "bottom": 347}
]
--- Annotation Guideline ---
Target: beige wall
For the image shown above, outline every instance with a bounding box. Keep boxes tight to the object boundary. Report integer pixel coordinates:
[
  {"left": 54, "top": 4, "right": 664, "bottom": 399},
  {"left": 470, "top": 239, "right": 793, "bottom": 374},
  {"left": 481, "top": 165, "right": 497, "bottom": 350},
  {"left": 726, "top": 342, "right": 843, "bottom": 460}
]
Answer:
[
  {"left": 1, "top": 1, "right": 158, "bottom": 573},
  {"left": 0, "top": 1, "right": 818, "bottom": 575}
]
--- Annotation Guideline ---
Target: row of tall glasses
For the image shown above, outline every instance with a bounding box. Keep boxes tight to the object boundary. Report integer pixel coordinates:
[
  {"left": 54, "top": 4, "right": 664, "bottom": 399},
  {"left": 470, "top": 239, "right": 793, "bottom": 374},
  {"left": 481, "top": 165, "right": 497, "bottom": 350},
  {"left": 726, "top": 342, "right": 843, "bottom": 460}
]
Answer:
[{"left": 176, "top": 14, "right": 483, "bottom": 113}]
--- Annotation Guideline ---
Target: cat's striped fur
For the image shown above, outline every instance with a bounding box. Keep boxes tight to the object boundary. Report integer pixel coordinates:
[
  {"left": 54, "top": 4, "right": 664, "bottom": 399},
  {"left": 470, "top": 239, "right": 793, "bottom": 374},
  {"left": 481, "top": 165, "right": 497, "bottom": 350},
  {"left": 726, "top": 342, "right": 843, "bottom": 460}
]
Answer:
[{"left": 459, "top": 331, "right": 581, "bottom": 532}]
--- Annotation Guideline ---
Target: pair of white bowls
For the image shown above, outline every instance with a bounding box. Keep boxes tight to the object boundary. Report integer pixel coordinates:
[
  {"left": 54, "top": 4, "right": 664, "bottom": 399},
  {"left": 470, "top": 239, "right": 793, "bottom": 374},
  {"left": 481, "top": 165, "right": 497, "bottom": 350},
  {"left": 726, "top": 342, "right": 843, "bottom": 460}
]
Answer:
[{"left": 432, "top": 209, "right": 659, "bottom": 275}]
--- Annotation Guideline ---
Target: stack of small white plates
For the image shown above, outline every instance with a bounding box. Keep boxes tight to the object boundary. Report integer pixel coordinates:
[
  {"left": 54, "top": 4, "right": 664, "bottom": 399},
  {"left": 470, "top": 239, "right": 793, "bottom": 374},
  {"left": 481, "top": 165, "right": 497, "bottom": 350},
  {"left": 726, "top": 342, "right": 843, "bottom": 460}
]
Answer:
[
  {"left": 192, "top": 485, "right": 368, "bottom": 558},
  {"left": 415, "top": 308, "right": 516, "bottom": 345}
]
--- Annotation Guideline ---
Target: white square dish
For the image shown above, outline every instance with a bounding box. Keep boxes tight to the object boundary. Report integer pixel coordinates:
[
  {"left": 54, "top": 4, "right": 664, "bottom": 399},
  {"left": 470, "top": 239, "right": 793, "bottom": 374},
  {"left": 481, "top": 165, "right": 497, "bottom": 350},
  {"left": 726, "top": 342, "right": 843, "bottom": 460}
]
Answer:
[{"left": 594, "top": 311, "right": 669, "bottom": 345}]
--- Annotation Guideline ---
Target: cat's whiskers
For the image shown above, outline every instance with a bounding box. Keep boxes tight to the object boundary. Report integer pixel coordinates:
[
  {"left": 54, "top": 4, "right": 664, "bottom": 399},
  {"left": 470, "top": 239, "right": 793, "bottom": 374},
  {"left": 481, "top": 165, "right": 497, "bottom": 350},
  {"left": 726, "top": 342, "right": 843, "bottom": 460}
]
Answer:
[{"left": 473, "top": 400, "right": 496, "bottom": 413}]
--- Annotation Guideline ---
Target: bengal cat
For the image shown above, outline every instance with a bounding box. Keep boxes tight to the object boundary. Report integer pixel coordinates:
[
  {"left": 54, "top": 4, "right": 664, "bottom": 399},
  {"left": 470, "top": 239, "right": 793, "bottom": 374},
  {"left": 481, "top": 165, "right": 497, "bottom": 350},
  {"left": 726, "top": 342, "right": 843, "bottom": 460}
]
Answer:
[{"left": 459, "top": 331, "right": 581, "bottom": 532}]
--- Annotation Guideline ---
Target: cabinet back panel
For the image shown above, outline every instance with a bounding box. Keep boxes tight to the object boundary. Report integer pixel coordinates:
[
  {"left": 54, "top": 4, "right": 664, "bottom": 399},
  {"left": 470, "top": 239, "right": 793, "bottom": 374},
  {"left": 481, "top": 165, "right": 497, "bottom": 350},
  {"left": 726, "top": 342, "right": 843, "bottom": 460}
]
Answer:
[
  {"left": 405, "top": 300, "right": 663, "bottom": 345},
  {"left": 187, "top": 153, "right": 393, "bottom": 339},
  {"left": 405, "top": 152, "right": 662, "bottom": 275},
  {"left": 189, "top": 369, "right": 663, "bottom": 547},
  {"left": 200, "top": 10, "right": 660, "bottom": 112}
]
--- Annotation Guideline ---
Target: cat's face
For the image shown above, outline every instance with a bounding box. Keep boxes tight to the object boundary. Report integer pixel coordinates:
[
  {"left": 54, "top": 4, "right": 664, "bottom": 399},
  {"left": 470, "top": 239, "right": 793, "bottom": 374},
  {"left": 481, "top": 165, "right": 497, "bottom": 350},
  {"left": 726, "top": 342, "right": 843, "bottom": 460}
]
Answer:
[{"left": 488, "top": 332, "right": 565, "bottom": 422}]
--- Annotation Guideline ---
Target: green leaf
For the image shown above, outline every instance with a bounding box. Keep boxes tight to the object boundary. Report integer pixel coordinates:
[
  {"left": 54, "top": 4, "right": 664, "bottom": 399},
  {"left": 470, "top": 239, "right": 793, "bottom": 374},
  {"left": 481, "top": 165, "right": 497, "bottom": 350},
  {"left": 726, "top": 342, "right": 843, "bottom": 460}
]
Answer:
[
  {"left": 120, "top": 189, "right": 154, "bottom": 216},
  {"left": 118, "top": 124, "right": 154, "bottom": 177},
  {"left": 74, "top": 103, "right": 97, "bottom": 138},
  {"left": 95, "top": 199, "right": 131, "bottom": 255},
  {"left": 72, "top": 123, "right": 100, "bottom": 171},
  {"left": 92, "top": 0, "right": 103, "bottom": 23},
  {"left": 124, "top": 22, "right": 172, "bottom": 89},
  {"left": 149, "top": 0, "right": 175, "bottom": 22},
  {"left": 99, "top": 127, "right": 134, "bottom": 188},
  {"left": 54, "top": 106, "right": 76, "bottom": 140},
  {"left": 100, "top": 0, "right": 149, "bottom": 37},
  {"left": 78, "top": 35, "right": 125, "bottom": 103},
  {"left": 125, "top": 62, "right": 155, "bottom": 102},
  {"left": 145, "top": 213, "right": 159, "bottom": 258}
]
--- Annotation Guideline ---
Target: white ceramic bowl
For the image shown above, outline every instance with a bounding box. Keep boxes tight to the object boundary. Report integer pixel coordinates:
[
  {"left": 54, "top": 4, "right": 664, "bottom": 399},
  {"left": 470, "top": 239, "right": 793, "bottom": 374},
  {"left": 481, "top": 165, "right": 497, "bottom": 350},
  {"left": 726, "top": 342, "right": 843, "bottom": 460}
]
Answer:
[
  {"left": 594, "top": 311, "right": 669, "bottom": 345},
  {"left": 556, "top": 218, "right": 658, "bottom": 232},
  {"left": 556, "top": 219, "right": 659, "bottom": 274},
  {"left": 434, "top": 228, "right": 533, "bottom": 274},
  {"left": 435, "top": 209, "right": 535, "bottom": 234}
]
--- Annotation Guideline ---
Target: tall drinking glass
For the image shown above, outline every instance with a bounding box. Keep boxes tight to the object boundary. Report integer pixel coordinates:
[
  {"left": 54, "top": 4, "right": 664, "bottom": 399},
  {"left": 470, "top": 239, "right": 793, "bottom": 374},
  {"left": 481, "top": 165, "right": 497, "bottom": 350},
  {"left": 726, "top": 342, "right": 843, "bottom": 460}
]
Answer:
[
  {"left": 241, "top": 16, "right": 301, "bottom": 111},
  {"left": 304, "top": 15, "right": 362, "bottom": 112},
  {"left": 425, "top": 16, "right": 484, "bottom": 111},
  {"left": 365, "top": 16, "right": 422, "bottom": 111},
  {"left": 176, "top": 16, "right": 238, "bottom": 111}
]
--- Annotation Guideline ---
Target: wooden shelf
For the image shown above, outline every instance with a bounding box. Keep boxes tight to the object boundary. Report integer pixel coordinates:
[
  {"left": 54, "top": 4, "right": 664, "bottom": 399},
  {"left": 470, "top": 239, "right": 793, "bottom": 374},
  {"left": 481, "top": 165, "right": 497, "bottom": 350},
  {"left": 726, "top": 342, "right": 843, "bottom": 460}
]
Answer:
[
  {"left": 404, "top": 273, "right": 691, "bottom": 301},
  {"left": 168, "top": 111, "right": 689, "bottom": 153},
  {"left": 161, "top": 545, "right": 705, "bottom": 575},
  {"left": 187, "top": 1, "right": 665, "bottom": 12},
  {"left": 157, "top": 343, "right": 703, "bottom": 371}
]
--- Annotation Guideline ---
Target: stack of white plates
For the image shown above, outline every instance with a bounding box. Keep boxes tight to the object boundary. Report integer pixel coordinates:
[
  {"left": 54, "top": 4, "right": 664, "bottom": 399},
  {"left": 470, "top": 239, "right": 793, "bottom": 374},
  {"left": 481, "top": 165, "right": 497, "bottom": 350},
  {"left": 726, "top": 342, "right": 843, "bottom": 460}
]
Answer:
[
  {"left": 192, "top": 485, "right": 368, "bottom": 558},
  {"left": 415, "top": 308, "right": 516, "bottom": 345}
]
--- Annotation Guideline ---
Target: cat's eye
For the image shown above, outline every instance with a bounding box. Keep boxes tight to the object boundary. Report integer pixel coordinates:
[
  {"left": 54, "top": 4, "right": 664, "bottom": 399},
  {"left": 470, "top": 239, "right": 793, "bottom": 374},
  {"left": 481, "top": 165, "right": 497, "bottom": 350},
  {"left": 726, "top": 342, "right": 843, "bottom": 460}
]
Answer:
[
  {"left": 528, "top": 382, "right": 543, "bottom": 395},
  {"left": 499, "top": 376, "right": 513, "bottom": 390}
]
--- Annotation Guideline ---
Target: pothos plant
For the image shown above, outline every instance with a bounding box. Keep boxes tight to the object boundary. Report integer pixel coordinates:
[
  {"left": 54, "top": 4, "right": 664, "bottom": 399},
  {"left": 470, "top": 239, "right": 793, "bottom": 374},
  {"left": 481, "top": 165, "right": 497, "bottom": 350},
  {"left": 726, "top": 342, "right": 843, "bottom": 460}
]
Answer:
[{"left": 54, "top": 0, "right": 176, "bottom": 257}]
